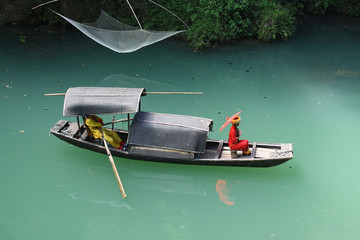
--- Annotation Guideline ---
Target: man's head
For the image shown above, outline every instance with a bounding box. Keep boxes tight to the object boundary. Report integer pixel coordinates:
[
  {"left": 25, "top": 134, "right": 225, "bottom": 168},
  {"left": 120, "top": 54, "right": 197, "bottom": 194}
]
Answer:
[{"left": 231, "top": 116, "right": 241, "bottom": 126}]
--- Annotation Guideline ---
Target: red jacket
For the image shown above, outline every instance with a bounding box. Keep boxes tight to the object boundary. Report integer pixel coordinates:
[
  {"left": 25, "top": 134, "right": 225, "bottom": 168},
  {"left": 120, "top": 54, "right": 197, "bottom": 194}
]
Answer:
[{"left": 228, "top": 125, "right": 239, "bottom": 148}]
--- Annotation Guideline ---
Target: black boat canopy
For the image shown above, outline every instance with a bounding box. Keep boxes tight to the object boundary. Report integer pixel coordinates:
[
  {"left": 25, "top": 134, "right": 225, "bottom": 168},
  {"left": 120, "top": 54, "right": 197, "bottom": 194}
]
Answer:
[
  {"left": 128, "top": 112, "right": 213, "bottom": 153},
  {"left": 63, "top": 87, "right": 146, "bottom": 116}
]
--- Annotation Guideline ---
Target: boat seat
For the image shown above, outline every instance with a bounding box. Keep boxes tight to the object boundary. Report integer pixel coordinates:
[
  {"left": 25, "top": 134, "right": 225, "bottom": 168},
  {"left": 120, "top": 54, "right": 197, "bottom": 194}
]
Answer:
[
  {"left": 80, "top": 129, "right": 89, "bottom": 140},
  {"left": 231, "top": 150, "right": 243, "bottom": 158}
]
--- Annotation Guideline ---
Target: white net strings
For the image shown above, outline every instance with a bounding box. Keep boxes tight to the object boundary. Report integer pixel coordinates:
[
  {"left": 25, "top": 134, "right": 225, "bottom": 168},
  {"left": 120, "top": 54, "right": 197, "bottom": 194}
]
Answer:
[{"left": 51, "top": 7, "right": 185, "bottom": 53}]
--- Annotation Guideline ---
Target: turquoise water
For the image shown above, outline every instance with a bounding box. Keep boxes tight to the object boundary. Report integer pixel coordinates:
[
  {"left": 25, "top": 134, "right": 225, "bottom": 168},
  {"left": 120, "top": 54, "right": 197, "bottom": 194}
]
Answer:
[{"left": 1, "top": 16, "right": 360, "bottom": 239}]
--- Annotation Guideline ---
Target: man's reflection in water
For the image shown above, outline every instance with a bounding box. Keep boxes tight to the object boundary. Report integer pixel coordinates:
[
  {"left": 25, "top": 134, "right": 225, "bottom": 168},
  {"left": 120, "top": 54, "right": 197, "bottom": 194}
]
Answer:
[{"left": 216, "top": 179, "right": 234, "bottom": 206}]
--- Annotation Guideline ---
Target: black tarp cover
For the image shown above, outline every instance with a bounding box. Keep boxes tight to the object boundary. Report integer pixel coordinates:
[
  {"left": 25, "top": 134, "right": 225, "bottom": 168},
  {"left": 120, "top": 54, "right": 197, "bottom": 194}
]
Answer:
[
  {"left": 128, "top": 112, "right": 213, "bottom": 153},
  {"left": 63, "top": 87, "right": 145, "bottom": 116}
]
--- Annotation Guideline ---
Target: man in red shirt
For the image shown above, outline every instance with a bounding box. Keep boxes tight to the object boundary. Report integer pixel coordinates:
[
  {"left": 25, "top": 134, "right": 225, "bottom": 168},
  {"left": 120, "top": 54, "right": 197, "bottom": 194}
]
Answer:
[{"left": 228, "top": 116, "right": 251, "bottom": 155}]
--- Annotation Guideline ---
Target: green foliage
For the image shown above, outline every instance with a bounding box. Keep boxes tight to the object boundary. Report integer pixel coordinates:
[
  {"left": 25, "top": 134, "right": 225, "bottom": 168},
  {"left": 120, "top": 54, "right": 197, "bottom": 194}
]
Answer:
[
  {"left": 304, "top": 0, "right": 338, "bottom": 15},
  {"left": 4, "top": 0, "right": 360, "bottom": 49},
  {"left": 255, "top": 0, "right": 299, "bottom": 41},
  {"left": 19, "top": 35, "right": 26, "bottom": 43},
  {"left": 44, "top": 10, "right": 63, "bottom": 26},
  {"left": 343, "top": 0, "right": 360, "bottom": 17},
  {"left": 185, "top": 0, "right": 254, "bottom": 49},
  {"left": 302, "top": 0, "right": 360, "bottom": 16},
  {"left": 139, "top": 0, "right": 190, "bottom": 31},
  {"left": 146, "top": 0, "right": 300, "bottom": 48},
  {"left": 315, "top": 0, "right": 337, "bottom": 14}
]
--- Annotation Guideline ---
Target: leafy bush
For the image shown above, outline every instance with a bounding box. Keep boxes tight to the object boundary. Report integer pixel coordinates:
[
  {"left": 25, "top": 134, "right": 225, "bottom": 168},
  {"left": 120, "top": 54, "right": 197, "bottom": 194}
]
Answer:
[
  {"left": 312, "top": 0, "right": 338, "bottom": 15},
  {"left": 302, "top": 0, "right": 360, "bottom": 16},
  {"left": 343, "top": 0, "right": 360, "bottom": 17},
  {"left": 255, "top": 0, "right": 299, "bottom": 41},
  {"left": 185, "top": 0, "right": 254, "bottom": 49},
  {"left": 128, "top": 0, "right": 300, "bottom": 48}
]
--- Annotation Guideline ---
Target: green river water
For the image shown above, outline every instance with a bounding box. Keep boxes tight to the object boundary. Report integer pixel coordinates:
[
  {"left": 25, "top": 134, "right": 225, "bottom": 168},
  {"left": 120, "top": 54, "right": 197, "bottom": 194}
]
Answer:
[{"left": 1, "top": 16, "right": 360, "bottom": 240}]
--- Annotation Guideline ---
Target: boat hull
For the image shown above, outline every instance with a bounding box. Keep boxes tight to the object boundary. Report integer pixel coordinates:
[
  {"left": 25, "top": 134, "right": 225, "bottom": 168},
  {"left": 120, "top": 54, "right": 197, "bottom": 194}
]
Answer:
[{"left": 50, "top": 120, "right": 293, "bottom": 167}]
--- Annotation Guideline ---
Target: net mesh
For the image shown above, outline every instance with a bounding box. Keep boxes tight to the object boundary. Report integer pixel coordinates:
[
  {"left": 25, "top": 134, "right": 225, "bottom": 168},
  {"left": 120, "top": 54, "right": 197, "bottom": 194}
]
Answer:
[{"left": 52, "top": 10, "right": 185, "bottom": 53}]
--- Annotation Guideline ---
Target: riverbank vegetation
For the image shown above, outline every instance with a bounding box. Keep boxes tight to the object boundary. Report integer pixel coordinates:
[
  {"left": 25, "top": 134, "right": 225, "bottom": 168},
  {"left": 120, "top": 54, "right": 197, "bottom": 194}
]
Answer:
[{"left": 1, "top": 0, "right": 359, "bottom": 49}]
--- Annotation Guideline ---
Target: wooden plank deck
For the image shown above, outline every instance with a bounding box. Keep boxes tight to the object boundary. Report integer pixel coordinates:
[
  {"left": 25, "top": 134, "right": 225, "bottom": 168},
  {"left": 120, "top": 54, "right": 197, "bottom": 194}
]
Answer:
[{"left": 219, "top": 143, "right": 284, "bottom": 160}]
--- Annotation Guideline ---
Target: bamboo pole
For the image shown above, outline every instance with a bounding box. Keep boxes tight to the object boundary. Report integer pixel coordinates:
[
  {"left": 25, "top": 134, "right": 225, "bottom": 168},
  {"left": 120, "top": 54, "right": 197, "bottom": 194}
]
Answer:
[
  {"left": 103, "top": 118, "right": 133, "bottom": 126},
  {"left": 44, "top": 93, "right": 66, "bottom": 96},
  {"left": 147, "top": 92, "right": 203, "bottom": 95},
  {"left": 44, "top": 91, "right": 203, "bottom": 96}
]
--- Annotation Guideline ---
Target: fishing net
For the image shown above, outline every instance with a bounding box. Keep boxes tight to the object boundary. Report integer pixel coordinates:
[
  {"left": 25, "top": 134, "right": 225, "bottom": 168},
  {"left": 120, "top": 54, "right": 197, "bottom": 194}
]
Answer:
[
  {"left": 50, "top": 0, "right": 186, "bottom": 53},
  {"left": 52, "top": 10, "right": 184, "bottom": 53}
]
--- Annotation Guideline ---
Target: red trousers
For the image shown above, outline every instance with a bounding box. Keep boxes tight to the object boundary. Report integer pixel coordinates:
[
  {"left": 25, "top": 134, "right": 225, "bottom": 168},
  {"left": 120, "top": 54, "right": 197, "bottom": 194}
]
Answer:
[{"left": 229, "top": 139, "right": 249, "bottom": 151}]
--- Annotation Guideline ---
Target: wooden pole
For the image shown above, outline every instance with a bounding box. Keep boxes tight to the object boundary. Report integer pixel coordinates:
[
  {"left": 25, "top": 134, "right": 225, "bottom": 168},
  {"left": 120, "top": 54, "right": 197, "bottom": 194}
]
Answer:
[
  {"left": 44, "top": 93, "right": 66, "bottom": 96},
  {"left": 103, "top": 117, "right": 133, "bottom": 126},
  {"left": 146, "top": 92, "right": 203, "bottom": 95},
  {"left": 100, "top": 129, "right": 127, "bottom": 199},
  {"left": 44, "top": 91, "right": 203, "bottom": 96}
]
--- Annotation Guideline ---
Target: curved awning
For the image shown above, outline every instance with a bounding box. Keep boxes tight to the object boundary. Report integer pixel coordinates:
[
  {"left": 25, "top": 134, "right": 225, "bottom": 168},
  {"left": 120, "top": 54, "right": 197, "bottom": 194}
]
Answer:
[
  {"left": 63, "top": 87, "right": 146, "bottom": 116},
  {"left": 128, "top": 112, "right": 213, "bottom": 153}
]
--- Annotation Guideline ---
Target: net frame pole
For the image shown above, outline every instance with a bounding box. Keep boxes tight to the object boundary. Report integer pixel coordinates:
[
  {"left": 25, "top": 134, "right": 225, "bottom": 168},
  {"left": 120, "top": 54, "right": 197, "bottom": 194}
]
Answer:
[
  {"left": 147, "top": 0, "right": 189, "bottom": 29},
  {"left": 126, "top": 0, "right": 143, "bottom": 29}
]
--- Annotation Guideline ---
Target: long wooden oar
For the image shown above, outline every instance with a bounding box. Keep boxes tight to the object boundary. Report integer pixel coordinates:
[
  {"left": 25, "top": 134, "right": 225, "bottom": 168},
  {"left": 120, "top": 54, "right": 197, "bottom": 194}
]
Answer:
[
  {"left": 44, "top": 91, "right": 202, "bottom": 96},
  {"left": 100, "top": 129, "right": 127, "bottom": 199}
]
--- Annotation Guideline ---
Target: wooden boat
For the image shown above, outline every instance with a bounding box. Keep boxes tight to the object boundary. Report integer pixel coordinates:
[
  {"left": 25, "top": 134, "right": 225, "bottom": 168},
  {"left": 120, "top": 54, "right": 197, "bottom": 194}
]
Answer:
[{"left": 50, "top": 87, "right": 293, "bottom": 167}]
